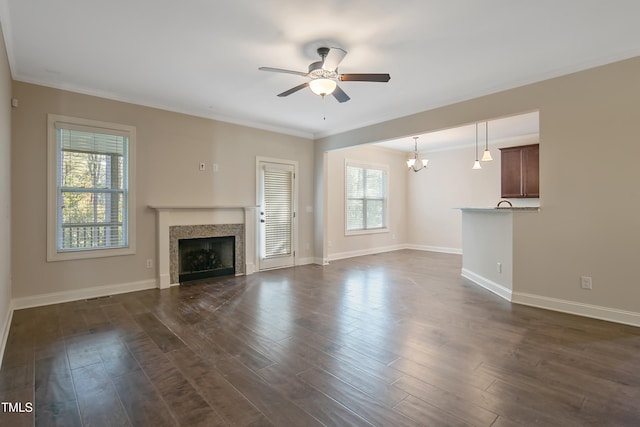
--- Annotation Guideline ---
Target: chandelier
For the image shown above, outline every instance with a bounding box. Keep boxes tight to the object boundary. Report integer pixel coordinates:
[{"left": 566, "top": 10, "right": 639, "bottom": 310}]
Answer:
[{"left": 407, "top": 136, "right": 429, "bottom": 172}]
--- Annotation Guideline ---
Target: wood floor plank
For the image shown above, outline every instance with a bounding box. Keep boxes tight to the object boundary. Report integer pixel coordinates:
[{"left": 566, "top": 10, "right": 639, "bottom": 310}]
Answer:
[
  {"left": 133, "top": 312, "right": 187, "bottom": 353},
  {"left": 167, "top": 347, "right": 272, "bottom": 427},
  {"left": 215, "top": 357, "right": 324, "bottom": 426},
  {"left": 391, "top": 374, "right": 499, "bottom": 425},
  {"left": 112, "top": 369, "right": 177, "bottom": 427},
  {"left": 298, "top": 366, "right": 422, "bottom": 427},
  {"left": 258, "top": 363, "right": 373, "bottom": 427},
  {"left": 71, "top": 363, "right": 131, "bottom": 426}
]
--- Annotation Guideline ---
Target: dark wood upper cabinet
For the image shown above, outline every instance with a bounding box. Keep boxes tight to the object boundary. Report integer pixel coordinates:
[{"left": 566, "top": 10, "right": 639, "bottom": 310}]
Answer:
[{"left": 500, "top": 144, "right": 539, "bottom": 198}]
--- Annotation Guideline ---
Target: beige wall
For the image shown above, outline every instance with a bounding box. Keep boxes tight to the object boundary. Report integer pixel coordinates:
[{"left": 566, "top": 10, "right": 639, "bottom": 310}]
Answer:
[
  {"left": 317, "top": 57, "right": 640, "bottom": 315},
  {"left": 326, "top": 145, "right": 407, "bottom": 259},
  {"left": 11, "top": 82, "right": 314, "bottom": 299},
  {"left": 0, "top": 23, "right": 12, "bottom": 350}
]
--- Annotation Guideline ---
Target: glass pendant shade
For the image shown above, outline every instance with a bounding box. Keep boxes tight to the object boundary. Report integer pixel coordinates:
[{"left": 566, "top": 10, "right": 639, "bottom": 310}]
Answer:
[
  {"left": 472, "top": 160, "right": 482, "bottom": 169},
  {"left": 309, "top": 78, "right": 337, "bottom": 96},
  {"left": 481, "top": 149, "right": 493, "bottom": 161}
]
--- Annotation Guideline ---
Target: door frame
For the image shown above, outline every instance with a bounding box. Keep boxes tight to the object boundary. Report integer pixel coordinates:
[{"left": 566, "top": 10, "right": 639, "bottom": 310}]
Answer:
[{"left": 256, "top": 157, "right": 298, "bottom": 271}]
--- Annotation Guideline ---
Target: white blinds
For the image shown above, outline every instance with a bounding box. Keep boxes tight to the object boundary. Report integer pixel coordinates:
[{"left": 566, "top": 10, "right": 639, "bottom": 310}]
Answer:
[
  {"left": 263, "top": 165, "right": 293, "bottom": 258},
  {"left": 56, "top": 126, "right": 129, "bottom": 251},
  {"left": 346, "top": 164, "right": 387, "bottom": 231}
]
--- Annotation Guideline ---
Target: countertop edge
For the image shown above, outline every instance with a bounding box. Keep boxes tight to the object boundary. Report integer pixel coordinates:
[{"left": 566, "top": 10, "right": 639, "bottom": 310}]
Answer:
[{"left": 456, "top": 207, "right": 540, "bottom": 212}]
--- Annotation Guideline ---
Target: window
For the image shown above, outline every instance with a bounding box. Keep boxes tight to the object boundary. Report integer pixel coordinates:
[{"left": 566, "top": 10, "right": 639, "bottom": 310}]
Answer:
[
  {"left": 47, "top": 115, "right": 136, "bottom": 261},
  {"left": 345, "top": 161, "right": 388, "bottom": 234}
]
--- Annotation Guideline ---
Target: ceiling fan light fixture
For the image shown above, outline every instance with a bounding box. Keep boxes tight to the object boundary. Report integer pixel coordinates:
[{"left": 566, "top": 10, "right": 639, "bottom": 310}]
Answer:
[{"left": 309, "top": 78, "right": 337, "bottom": 96}]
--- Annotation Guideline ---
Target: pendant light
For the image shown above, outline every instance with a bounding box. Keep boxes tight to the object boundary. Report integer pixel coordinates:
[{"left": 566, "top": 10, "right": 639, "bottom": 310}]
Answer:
[
  {"left": 481, "top": 121, "right": 493, "bottom": 161},
  {"left": 407, "top": 136, "right": 429, "bottom": 172},
  {"left": 472, "top": 123, "right": 482, "bottom": 169}
]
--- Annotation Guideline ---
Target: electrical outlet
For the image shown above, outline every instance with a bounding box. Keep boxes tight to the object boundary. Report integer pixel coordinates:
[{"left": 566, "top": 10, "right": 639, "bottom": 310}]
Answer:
[
  {"left": 146, "top": 259, "right": 153, "bottom": 269},
  {"left": 199, "top": 162, "right": 206, "bottom": 171},
  {"left": 580, "top": 276, "right": 592, "bottom": 290}
]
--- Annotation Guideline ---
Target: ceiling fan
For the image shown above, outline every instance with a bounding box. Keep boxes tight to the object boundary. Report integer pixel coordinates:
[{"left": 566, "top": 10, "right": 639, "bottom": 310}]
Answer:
[{"left": 259, "top": 47, "right": 391, "bottom": 103}]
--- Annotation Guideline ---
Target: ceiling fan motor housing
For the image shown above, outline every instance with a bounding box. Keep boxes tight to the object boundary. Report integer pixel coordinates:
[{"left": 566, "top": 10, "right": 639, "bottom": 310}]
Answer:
[{"left": 308, "top": 61, "right": 338, "bottom": 80}]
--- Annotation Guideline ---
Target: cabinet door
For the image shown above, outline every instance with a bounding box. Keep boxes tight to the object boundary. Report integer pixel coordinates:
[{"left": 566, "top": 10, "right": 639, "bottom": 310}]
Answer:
[
  {"left": 523, "top": 145, "right": 539, "bottom": 197},
  {"left": 501, "top": 144, "right": 539, "bottom": 198},
  {"left": 501, "top": 148, "right": 523, "bottom": 198}
]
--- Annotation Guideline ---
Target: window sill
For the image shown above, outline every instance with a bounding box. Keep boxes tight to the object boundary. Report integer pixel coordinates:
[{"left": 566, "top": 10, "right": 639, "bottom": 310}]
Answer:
[
  {"left": 345, "top": 228, "right": 389, "bottom": 237},
  {"left": 47, "top": 246, "right": 135, "bottom": 262}
]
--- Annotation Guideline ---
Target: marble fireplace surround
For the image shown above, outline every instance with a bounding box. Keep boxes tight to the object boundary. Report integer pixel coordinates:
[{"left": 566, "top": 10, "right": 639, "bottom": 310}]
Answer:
[
  {"left": 170, "top": 224, "right": 243, "bottom": 284},
  {"left": 151, "top": 206, "right": 258, "bottom": 288}
]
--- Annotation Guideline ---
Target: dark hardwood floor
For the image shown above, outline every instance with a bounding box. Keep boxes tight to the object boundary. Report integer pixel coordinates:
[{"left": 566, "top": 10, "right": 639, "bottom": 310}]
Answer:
[{"left": 1, "top": 250, "right": 639, "bottom": 426}]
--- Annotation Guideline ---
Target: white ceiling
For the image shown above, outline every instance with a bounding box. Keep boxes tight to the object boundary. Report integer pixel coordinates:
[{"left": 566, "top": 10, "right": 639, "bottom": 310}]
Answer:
[{"left": 1, "top": 1, "right": 639, "bottom": 140}]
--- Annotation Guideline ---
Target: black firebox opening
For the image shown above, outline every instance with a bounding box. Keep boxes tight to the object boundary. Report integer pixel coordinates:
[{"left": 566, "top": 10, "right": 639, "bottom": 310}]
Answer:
[{"left": 178, "top": 236, "right": 235, "bottom": 283}]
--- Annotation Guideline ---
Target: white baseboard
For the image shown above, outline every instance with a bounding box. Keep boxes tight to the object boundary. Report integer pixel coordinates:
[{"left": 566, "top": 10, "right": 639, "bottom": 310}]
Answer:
[
  {"left": 327, "top": 244, "right": 406, "bottom": 262},
  {"left": 512, "top": 292, "right": 640, "bottom": 328},
  {"left": 12, "top": 279, "right": 157, "bottom": 310},
  {"left": 159, "top": 273, "right": 171, "bottom": 289},
  {"left": 406, "top": 244, "right": 462, "bottom": 255},
  {"left": 461, "top": 268, "right": 640, "bottom": 328},
  {"left": 295, "top": 257, "right": 315, "bottom": 266},
  {"left": 245, "top": 262, "right": 256, "bottom": 275},
  {"left": 461, "top": 268, "right": 513, "bottom": 301}
]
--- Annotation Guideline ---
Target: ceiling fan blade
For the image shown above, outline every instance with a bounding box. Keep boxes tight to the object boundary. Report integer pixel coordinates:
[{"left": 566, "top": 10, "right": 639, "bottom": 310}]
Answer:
[
  {"left": 259, "top": 67, "right": 308, "bottom": 77},
  {"left": 277, "top": 82, "right": 309, "bottom": 97},
  {"left": 332, "top": 85, "right": 350, "bottom": 103},
  {"left": 339, "top": 73, "right": 391, "bottom": 82},
  {"left": 322, "top": 47, "right": 347, "bottom": 71}
]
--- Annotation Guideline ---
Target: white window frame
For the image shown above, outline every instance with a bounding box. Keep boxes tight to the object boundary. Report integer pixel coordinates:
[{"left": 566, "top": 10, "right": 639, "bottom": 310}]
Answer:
[
  {"left": 344, "top": 160, "right": 389, "bottom": 236},
  {"left": 47, "top": 114, "right": 136, "bottom": 261}
]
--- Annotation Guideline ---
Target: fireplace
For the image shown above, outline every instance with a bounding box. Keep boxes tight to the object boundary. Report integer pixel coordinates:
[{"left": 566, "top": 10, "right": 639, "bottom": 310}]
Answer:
[
  {"left": 178, "top": 236, "right": 235, "bottom": 282},
  {"left": 151, "top": 206, "right": 257, "bottom": 288},
  {"left": 168, "top": 223, "right": 245, "bottom": 285}
]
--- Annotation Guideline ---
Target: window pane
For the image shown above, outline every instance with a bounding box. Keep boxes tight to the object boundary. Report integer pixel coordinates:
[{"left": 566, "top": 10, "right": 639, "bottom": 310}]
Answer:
[
  {"left": 61, "top": 152, "right": 123, "bottom": 190},
  {"left": 346, "top": 166, "right": 364, "bottom": 198},
  {"left": 366, "top": 200, "right": 384, "bottom": 229},
  {"left": 60, "top": 192, "right": 123, "bottom": 225},
  {"left": 365, "top": 168, "right": 384, "bottom": 198},
  {"left": 346, "top": 199, "right": 364, "bottom": 230}
]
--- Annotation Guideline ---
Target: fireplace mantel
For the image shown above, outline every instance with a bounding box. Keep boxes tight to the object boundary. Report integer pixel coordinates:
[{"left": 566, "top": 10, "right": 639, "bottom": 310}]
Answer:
[{"left": 150, "top": 205, "right": 258, "bottom": 288}]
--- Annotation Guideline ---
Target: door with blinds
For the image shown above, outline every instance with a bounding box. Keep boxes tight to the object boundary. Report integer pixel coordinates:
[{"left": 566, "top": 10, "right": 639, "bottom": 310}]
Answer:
[{"left": 258, "top": 161, "right": 296, "bottom": 270}]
